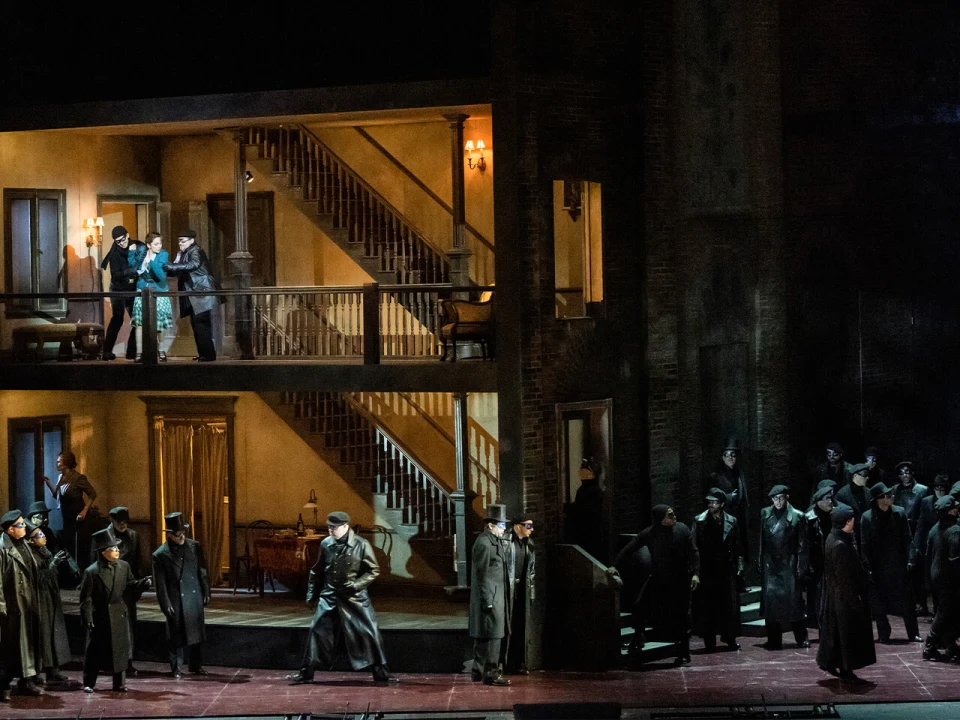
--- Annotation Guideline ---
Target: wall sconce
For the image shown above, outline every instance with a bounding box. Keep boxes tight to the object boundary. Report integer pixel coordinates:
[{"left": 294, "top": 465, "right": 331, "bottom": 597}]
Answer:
[
  {"left": 464, "top": 139, "right": 487, "bottom": 172},
  {"left": 303, "top": 489, "right": 319, "bottom": 530},
  {"left": 245, "top": 170, "right": 254, "bottom": 184},
  {"left": 83, "top": 216, "right": 104, "bottom": 250}
]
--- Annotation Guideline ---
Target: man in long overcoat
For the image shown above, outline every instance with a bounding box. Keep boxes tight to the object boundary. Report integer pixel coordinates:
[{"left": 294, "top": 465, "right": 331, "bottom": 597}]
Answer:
[
  {"left": 470, "top": 504, "right": 512, "bottom": 685},
  {"left": 923, "top": 496, "right": 960, "bottom": 661},
  {"left": 861, "top": 482, "right": 920, "bottom": 643},
  {"left": 80, "top": 528, "right": 148, "bottom": 693},
  {"left": 0, "top": 510, "right": 42, "bottom": 700},
  {"left": 152, "top": 512, "right": 210, "bottom": 677},
  {"left": 692, "top": 489, "right": 742, "bottom": 651},
  {"left": 505, "top": 510, "right": 536, "bottom": 674},
  {"left": 816, "top": 506, "right": 875, "bottom": 681},
  {"left": 164, "top": 229, "right": 222, "bottom": 362},
  {"left": 893, "top": 461, "right": 930, "bottom": 615},
  {"left": 758, "top": 485, "right": 809, "bottom": 650},
  {"left": 805, "top": 485, "right": 835, "bottom": 627},
  {"left": 24, "top": 522, "right": 70, "bottom": 684},
  {"left": 911, "top": 475, "right": 949, "bottom": 615},
  {"left": 709, "top": 439, "right": 750, "bottom": 573},
  {"left": 288, "top": 511, "right": 395, "bottom": 684},
  {"left": 835, "top": 465, "right": 871, "bottom": 548},
  {"left": 98, "top": 507, "right": 145, "bottom": 675}
]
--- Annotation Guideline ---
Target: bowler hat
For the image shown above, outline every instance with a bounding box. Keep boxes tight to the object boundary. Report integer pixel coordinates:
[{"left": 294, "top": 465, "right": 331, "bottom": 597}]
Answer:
[
  {"left": 869, "top": 482, "right": 894, "bottom": 500},
  {"left": 23, "top": 520, "right": 41, "bottom": 538},
  {"left": 1, "top": 510, "right": 23, "bottom": 529},
  {"left": 178, "top": 229, "right": 197, "bottom": 239},
  {"left": 706, "top": 488, "right": 727, "bottom": 505},
  {"left": 109, "top": 506, "right": 130, "bottom": 522},
  {"left": 326, "top": 511, "right": 351, "bottom": 526},
  {"left": 91, "top": 528, "right": 119, "bottom": 553},
  {"left": 768, "top": 484, "right": 789, "bottom": 498},
  {"left": 111, "top": 225, "right": 128, "bottom": 240},
  {"left": 895, "top": 461, "right": 914, "bottom": 475},
  {"left": 484, "top": 504, "right": 509, "bottom": 524},
  {"left": 163, "top": 512, "right": 189, "bottom": 534},
  {"left": 935, "top": 495, "right": 958, "bottom": 513},
  {"left": 826, "top": 442, "right": 844, "bottom": 455},
  {"left": 26, "top": 500, "right": 50, "bottom": 517}
]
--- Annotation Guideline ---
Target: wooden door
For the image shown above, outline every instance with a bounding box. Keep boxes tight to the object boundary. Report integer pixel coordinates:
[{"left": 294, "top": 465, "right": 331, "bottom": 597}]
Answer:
[{"left": 207, "top": 192, "right": 276, "bottom": 287}]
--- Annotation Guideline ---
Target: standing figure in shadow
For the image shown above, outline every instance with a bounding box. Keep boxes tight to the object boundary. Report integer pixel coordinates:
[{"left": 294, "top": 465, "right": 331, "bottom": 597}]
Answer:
[
  {"left": 468, "top": 504, "right": 512, "bottom": 686},
  {"left": 923, "top": 496, "right": 960, "bottom": 661},
  {"left": 692, "top": 489, "right": 742, "bottom": 652},
  {"left": 164, "top": 229, "right": 222, "bottom": 362},
  {"left": 24, "top": 522, "right": 71, "bottom": 686},
  {"left": 758, "top": 485, "right": 809, "bottom": 650},
  {"left": 709, "top": 438, "right": 750, "bottom": 584}
]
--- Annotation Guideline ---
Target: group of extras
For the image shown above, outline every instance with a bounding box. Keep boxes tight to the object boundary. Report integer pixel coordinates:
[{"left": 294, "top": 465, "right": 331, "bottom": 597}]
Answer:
[
  {"left": 606, "top": 440, "right": 960, "bottom": 682},
  {"left": 99, "top": 224, "right": 222, "bottom": 363}
]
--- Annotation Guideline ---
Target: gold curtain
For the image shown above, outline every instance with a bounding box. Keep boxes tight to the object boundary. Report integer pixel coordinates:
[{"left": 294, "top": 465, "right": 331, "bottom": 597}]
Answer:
[
  {"left": 195, "top": 423, "right": 228, "bottom": 583},
  {"left": 158, "top": 421, "right": 194, "bottom": 524}
]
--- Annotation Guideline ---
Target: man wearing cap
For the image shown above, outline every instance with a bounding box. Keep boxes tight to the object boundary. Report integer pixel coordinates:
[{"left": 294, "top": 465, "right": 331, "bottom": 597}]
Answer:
[
  {"left": 164, "top": 230, "right": 222, "bottom": 362},
  {"left": 758, "top": 485, "right": 809, "bottom": 650},
  {"left": 923, "top": 495, "right": 960, "bottom": 661},
  {"left": 80, "top": 528, "right": 150, "bottom": 693},
  {"left": 893, "top": 461, "right": 930, "bottom": 615},
  {"left": 815, "top": 443, "right": 853, "bottom": 503},
  {"left": 692, "top": 489, "right": 742, "bottom": 652},
  {"left": 863, "top": 446, "right": 888, "bottom": 486},
  {"left": 861, "top": 483, "right": 920, "bottom": 643},
  {"left": 805, "top": 485, "right": 835, "bottom": 628},
  {"left": 288, "top": 511, "right": 395, "bottom": 685},
  {"left": 24, "top": 522, "right": 70, "bottom": 685},
  {"left": 816, "top": 505, "right": 875, "bottom": 681},
  {"left": 470, "top": 504, "right": 512, "bottom": 685},
  {"left": 505, "top": 511, "right": 535, "bottom": 674},
  {"left": 100, "top": 225, "right": 144, "bottom": 360},
  {"left": 709, "top": 439, "right": 750, "bottom": 572},
  {"left": 0, "top": 510, "right": 42, "bottom": 700},
  {"left": 152, "top": 512, "right": 210, "bottom": 678},
  {"left": 101, "top": 507, "right": 146, "bottom": 676},
  {"left": 911, "top": 475, "right": 949, "bottom": 617},
  {"left": 836, "top": 464, "right": 871, "bottom": 548}
]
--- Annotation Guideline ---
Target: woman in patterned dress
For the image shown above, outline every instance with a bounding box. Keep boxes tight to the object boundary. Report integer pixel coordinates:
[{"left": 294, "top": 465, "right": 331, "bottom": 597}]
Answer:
[{"left": 129, "top": 232, "right": 174, "bottom": 361}]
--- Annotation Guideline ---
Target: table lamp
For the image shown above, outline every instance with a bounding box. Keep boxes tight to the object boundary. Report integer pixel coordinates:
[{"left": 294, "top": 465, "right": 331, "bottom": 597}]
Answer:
[{"left": 303, "top": 489, "right": 319, "bottom": 530}]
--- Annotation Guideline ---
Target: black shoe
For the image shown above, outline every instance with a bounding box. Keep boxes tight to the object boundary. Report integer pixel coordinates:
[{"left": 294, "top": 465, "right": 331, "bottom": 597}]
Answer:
[
  {"left": 483, "top": 675, "right": 511, "bottom": 686},
  {"left": 82, "top": 686, "right": 93, "bottom": 694},
  {"left": 471, "top": 670, "right": 483, "bottom": 682},
  {"left": 924, "top": 646, "right": 945, "bottom": 661},
  {"left": 723, "top": 640, "right": 741, "bottom": 651},
  {"left": 17, "top": 681, "right": 42, "bottom": 696},
  {"left": 799, "top": 640, "right": 811, "bottom": 649},
  {"left": 191, "top": 667, "right": 209, "bottom": 675},
  {"left": 910, "top": 636, "right": 923, "bottom": 643},
  {"left": 285, "top": 672, "right": 312, "bottom": 685},
  {"left": 102, "top": 352, "right": 116, "bottom": 361},
  {"left": 172, "top": 670, "right": 183, "bottom": 679},
  {"left": 819, "top": 666, "right": 840, "bottom": 677},
  {"left": 159, "top": 351, "right": 168, "bottom": 362},
  {"left": 126, "top": 665, "right": 138, "bottom": 678},
  {"left": 135, "top": 354, "right": 142, "bottom": 363},
  {"left": 762, "top": 642, "right": 783, "bottom": 651},
  {"left": 877, "top": 637, "right": 893, "bottom": 645},
  {"left": 112, "top": 685, "right": 128, "bottom": 692},
  {"left": 674, "top": 655, "right": 692, "bottom": 666},
  {"left": 46, "top": 670, "right": 67, "bottom": 684},
  {"left": 839, "top": 670, "right": 867, "bottom": 684},
  {"left": 197, "top": 356, "right": 216, "bottom": 362}
]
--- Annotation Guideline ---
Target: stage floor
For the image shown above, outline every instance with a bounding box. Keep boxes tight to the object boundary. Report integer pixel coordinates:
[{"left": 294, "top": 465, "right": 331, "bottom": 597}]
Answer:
[{"left": 7, "top": 625, "right": 960, "bottom": 719}]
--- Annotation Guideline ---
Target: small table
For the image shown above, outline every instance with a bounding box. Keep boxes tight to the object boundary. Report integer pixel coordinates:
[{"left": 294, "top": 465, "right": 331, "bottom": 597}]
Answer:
[{"left": 254, "top": 534, "right": 323, "bottom": 596}]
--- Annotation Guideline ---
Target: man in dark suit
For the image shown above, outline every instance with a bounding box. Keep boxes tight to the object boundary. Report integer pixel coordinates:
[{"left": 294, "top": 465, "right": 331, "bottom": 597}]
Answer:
[
  {"left": 692, "top": 489, "right": 743, "bottom": 652},
  {"left": 100, "top": 225, "right": 144, "bottom": 360},
  {"left": 98, "top": 507, "right": 146, "bottom": 676},
  {"left": 164, "top": 229, "right": 222, "bottom": 362},
  {"left": 505, "top": 510, "right": 536, "bottom": 674},
  {"left": 469, "top": 504, "right": 511, "bottom": 686},
  {"left": 152, "top": 512, "right": 210, "bottom": 678}
]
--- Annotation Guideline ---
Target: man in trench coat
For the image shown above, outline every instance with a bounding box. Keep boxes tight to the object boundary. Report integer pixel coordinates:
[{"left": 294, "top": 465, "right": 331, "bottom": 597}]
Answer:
[
  {"left": 692, "top": 488, "right": 742, "bottom": 651},
  {"left": 923, "top": 495, "right": 960, "bottom": 661},
  {"left": 505, "top": 510, "right": 536, "bottom": 674},
  {"left": 816, "top": 506, "right": 876, "bottom": 681},
  {"left": 163, "top": 229, "right": 222, "bottom": 362},
  {"left": 96, "top": 507, "right": 146, "bottom": 675},
  {"left": 24, "top": 522, "right": 71, "bottom": 684},
  {"left": 81, "top": 528, "right": 148, "bottom": 693},
  {"left": 470, "top": 504, "right": 512, "bottom": 685},
  {"left": 0, "top": 510, "right": 42, "bottom": 700},
  {"left": 152, "top": 512, "right": 210, "bottom": 677},
  {"left": 288, "top": 511, "right": 395, "bottom": 684}
]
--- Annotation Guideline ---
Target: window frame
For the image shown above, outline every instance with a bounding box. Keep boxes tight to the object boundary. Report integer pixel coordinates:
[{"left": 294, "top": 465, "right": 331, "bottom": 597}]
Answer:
[{"left": 3, "top": 188, "right": 68, "bottom": 318}]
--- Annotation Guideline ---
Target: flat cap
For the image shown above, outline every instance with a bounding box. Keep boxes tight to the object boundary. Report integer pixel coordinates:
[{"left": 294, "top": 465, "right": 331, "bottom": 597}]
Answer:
[{"left": 327, "top": 511, "right": 351, "bottom": 526}]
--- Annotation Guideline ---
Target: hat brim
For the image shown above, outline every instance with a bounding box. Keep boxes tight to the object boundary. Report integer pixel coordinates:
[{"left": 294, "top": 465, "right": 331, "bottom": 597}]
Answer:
[{"left": 165, "top": 524, "right": 190, "bottom": 532}]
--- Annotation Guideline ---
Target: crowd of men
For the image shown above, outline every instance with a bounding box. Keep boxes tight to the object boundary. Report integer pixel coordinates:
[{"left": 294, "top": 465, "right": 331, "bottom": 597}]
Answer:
[{"left": 611, "top": 440, "right": 960, "bottom": 680}]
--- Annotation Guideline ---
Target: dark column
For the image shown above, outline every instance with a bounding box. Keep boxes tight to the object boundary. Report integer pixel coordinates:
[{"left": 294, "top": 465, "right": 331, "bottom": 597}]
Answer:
[
  {"left": 447, "top": 391, "right": 476, "bottom": 598},
  {"left": 443, "top": 113, "right": 474, "bottom": 296},
  {"left": 230, "top": 130, "right": 254, "bottom": 359}
]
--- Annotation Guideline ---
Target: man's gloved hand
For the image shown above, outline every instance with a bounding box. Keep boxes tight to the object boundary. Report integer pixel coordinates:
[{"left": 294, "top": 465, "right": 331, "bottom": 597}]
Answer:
[
  {"left": 85, "top": 621, "right": 94, "bottom": 630},
  {"left": 690, "top": 574, "right": 700, "bottom": 591},
  {"left": 166, "top": 606, "right": 175, "bottom": 617},
  {"left": 907, "top": 562, "right": 915, "bottom": 572},
  {"left": 605, "top": 566, "right": 623, "bottom": 589},
  {"left": 53, "top": 551, "right": 68, "bottom": 566},
  {"left": 737, "top": 558, "right": 745, "bottom": 577}
]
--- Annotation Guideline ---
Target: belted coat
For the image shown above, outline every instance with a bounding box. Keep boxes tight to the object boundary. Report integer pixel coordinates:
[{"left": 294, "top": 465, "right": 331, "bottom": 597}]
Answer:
[
  {"left": 80, "top": 557, "right": 142, "bottom": 673},
  {"left": 758, "top": 504, "right": 808, "bottom": 624},
  {"left": 29, "top": 545, "right": 71, "bottom": 669},
  {"left": 152, "top": 539, "right": 210, "bottom": 648},
  {"left": 0, "top": 533, "right": 41, "bottom": 678},
  {"left": 692, "top": 510, "right": 742, "bottom": 640}
]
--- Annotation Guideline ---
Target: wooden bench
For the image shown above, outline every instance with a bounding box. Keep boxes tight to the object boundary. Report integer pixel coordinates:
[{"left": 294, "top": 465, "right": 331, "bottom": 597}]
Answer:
[
  {"left": 12, "top": 323, "right": 105, "bottom": 362},
  {"left": 438, "top": 298, "right": 495, "bottom": 362}
]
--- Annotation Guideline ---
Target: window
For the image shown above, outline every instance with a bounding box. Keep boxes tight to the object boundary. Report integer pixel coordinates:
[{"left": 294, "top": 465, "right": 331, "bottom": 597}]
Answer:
[
  {"left": 553, "top": 180, "right": 603, "bottom": 318},
  {"left": 3, "top": 189, "right": 67, "bottom": 316},
  {"left": 7, "top": 415, "right": 69, "bottom": 531}
]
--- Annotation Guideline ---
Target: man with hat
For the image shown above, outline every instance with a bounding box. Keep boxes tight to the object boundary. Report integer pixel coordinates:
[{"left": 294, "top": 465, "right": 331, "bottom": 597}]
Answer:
[
  {"left": 861, "top": 482, "right": 920, "bottom": 643},
  {"left": 758, "top": 485, "right": 809, "bottom": 650},
  {"left": 815, "top": 443, "right": 853, "bottom": 505},
  {"left": 152, "top": 512, "right": 210, "bottom": 678},
  {"left": 26, "top": 501, "right": 63, "bottom": 556},
  {"left": 287, "top": 511, "right": 395, "bottom": 685},
  {"left": 911, "top": 475, "right": 950, "bottom": 617},
  {"left": 805, "top": 484, "right": 836, "bottom": 628},
  {"left": 836, "top": 464, "right": 871, "bottom": 548},
  {"left": 505, "top": 510, "right": 536, "bottom": 675},
  {"left": 470, "top": 504, "right": 512, "bottom": 685},
  {"left": 80, "top": 527, "right": 149, "bottom": 693},
  {"left": 863, "top": 446, "right": 888, "bottom": 486},
  {"left": 816, "top": 505, "right": 875, "bottom": 681},
  {"left": 923, "top": 495, "right": 960, "bottom": 661},
  {"left": 709, "top": 438, "right": 750, "bottom": 572},
  {"left": 164, "top": 229, "right": 222, "bottom": 362},
  {"left": 100, "top": 507, "right": 146, "bottom": 676},
  {"left": 893, "top": 461, "right": 930, "bottom": 616},
  {"left": 0, "top": 509, "right": 42, "bottom": 700},
  {"left": 692, "top": 488, "right": 743, "bottom": 652},
  {"left": 24, "top": 521, "right": 70, "bottom": 685},
  {"left": 100, "top": 225, "right": 144, "bottom": 360}
]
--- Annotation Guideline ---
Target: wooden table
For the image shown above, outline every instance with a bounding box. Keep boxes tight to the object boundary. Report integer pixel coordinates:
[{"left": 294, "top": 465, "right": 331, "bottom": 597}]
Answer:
[{"left": 254, "top": 534, "right": 323, "bottom": 596}]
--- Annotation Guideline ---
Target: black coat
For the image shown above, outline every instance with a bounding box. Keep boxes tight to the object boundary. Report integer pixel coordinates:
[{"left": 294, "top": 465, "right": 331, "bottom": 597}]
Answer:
[
  {"left": 0, "top": 533, "right": 41, "bottom": 678},
  {"left": 470, "top": 528, "right": 511, "bottom": 640},
  {"left": 710, "top": 465, "right": 750, "bottom": 559},
  {"left": 616, "top": 522, "right": 698, "bottom": 640},
  {"left": 152, "top": 539, "right": 210, "bottom": 648},
  {"left": 164, "top": 244, "right": 222, "bottom": 317},
  {"left": 758, "top": 504, "right": 808, "bottom": 624},
  {"left": 80, "top": 558, "right": 142, "bottom": 673},
  {"left": 835, "top": 483, "right": 869, "bottom": 550},
  {"left": 305, "top": 530, "right": 388, "bottom": 670},
  {"left": 893, "top": 482, "right": 929, "bottom": 534},
  {"left": 926, "top": 519, "right": 960, "bottom": 597},
  {"left": 692, "top": 510, "right": 742, "bottom": 640},
  {"left": 816, "top": 530, "right": 876, "bottom": 672},
  {"left": 910, "top": 494, "right": 938, "bottom": 569},
  {"left": 861, "top": 505, "right": 913, "bottom": 616},
  {"left": 101, "top": 239, "right": 144, "bottom": 291},
  {"left": 506, "top": 532, "right": 535, "bottom": 669},
  {"left": 29, "top": 545, "right": 70, "bottom": 670}
]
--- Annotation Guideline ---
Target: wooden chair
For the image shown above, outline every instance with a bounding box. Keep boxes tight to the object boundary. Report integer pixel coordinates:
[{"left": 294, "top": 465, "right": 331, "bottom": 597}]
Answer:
[
  {"left": 232, "top": 519, "right": 276, "bottom": 594},
  {"left": 438, "top": 298, "right": 495, "bottom": 362}
]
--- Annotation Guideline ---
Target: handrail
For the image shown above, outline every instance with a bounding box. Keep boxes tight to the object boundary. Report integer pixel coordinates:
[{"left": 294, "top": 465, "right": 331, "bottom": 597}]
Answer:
[
  {"left": 0, "top": 284, "right": 492, "bottom": 301},
  {"left": 352, "top": 126, "right": 496, "bottom": 253}
]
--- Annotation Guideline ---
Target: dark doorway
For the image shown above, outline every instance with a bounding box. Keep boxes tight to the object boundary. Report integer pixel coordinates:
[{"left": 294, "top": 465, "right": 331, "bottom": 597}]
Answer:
[
  {"left": 7, "top": 415, "right": 69, "bottom": 532},
  {"left": 207, "top": 192, "right": 276, "bottom": 287}
]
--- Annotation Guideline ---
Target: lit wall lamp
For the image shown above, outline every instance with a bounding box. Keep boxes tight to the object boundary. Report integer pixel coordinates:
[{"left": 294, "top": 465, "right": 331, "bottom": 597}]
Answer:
[
  {"left": 245, "top": 170, "right": 254, "bottom": 183},
  {"left": 464, "top": 139, "right": 487, "bottom": 172},
  {"left": 83, "top": 216, "right": 104, "bottom": 251}
]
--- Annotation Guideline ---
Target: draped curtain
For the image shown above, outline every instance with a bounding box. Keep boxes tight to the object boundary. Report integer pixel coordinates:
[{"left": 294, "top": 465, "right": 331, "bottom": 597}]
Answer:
[
  {"left": 157, "top": 420, "right": 194, "bottom": 526},
  {"left": 195, "top": 424, "right": 228, "bottom": 582}
]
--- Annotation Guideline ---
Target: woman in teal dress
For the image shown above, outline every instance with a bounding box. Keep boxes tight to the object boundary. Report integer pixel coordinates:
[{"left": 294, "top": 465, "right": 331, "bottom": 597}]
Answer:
[{"left": 129, "top": 232, "right": 174, "bottom": 361}]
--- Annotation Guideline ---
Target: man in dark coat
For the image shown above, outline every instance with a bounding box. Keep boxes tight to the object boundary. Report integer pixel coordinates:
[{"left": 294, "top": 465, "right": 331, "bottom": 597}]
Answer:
[
  {"left": 708, "top": 438, "right": 750, "bottom": 575},
  {"left": 816, "top": 505, "right": 876, "bottom": 681},
  {"left": 814, "top": 443, "right": 853, "bottom": 506},
  {"left": 469, "top": 504, "right": 512, "bottom": 685},
  {"left": 24, "top": 522, "right": 70, "bottom": 685},
  {"left": 863, "top": 446, "right": 888, "bottom": 486},
  {"left": 692, "top": 489, "right": 742, "bottom": 651},
  {"left": 97, "top": 507, "right": 146, "bottom": 676},
  {"left": 805, "top": 485, "right": 835, "bottom": 628},
  {"left": 923, "top": 496, "right": 960, "bottom": 661},
  {"left": 100, "top": 225, "right": 144, "bottom": 360},
  {"left": 569, "top": 459, "right": 607, "bottom": 563},
  {"left": 505, "top": 510, "right": 535, "bottom": 674},
  {"left": 164, "top": 229, "right": 221, "bottom": 362},
  {"left": 81, "top": 528, "right": 149, "bottom": 693},
  {"left": 911, "top": 475, "right": 949, "bottom": 616},
  {"left": 758, "top": 485, "right": 809, "bottom": 650},
  {"left": 836, "top": 464, "right": 871, "bottom": 549},
  {"left": 893, "top": 461, "right": 930, "bottom": 615},
  {"left": 26, "top": 500, "right": 79, "bottom": 589},
  {"left": 861, "top": 483, "right": 920, "bottom": 643},
  {"left": 152, "top": 512, "right": 210, "bottom": 678},
  {"left": 615, "top": 504, "right": 699, "bottom": 665},
  {"left": 287, "top": 511, "right": 395, "bottom": 684},
  {"left": 0, "top": 510, "right": 42, "bottom": 700}
]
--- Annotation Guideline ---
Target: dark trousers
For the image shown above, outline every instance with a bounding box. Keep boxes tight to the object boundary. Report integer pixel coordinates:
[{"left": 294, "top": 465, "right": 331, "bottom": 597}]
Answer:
[
  {"left": 103, "top": 295, "right": 137, "bottom": 357},
  {"left": 170, "top": 644, "right": 203, "bottom": 673},
  {"left": 765, "top": 620, "right": 808, "bottom": 648},
  {"left": 473, "top": 638, "right": 503, "bottom": 678},
  {"left": 911, "top": 564, "right": 928, "bottom": 612},
  {"left": 190, "top": 310, "right": 216, "bottom": 360},
  {"left": 82, "top": 666, "right": 124, "bottom": 690},
  {"left": 876, "top": 612, "right": 919, "bottom": 641},
  {"left": 929, "top": 593, "right": 960, "bottom": 646}
]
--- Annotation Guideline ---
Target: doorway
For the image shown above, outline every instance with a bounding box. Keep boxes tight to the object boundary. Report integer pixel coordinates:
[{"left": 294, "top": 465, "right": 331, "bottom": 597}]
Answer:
[
  {"left": 7, "top": 415, "right": 69, "bottom": 532},
  {"left": 207, "top": 192, "right": 276, "bottom": 287}
]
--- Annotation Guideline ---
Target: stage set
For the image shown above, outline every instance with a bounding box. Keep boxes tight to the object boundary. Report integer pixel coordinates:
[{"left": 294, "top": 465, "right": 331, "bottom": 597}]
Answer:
[{"left": 5, "top": 588, "right": 960, "bottom": 719}]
